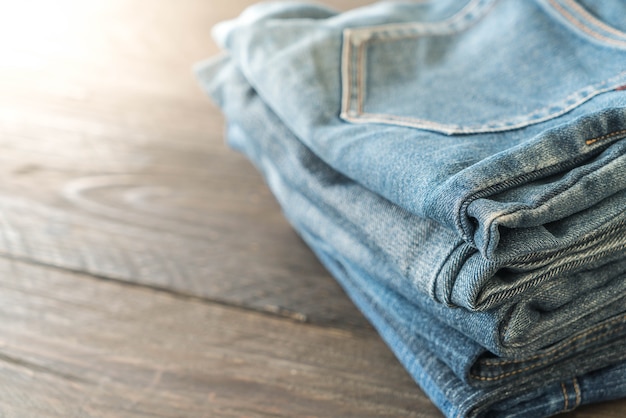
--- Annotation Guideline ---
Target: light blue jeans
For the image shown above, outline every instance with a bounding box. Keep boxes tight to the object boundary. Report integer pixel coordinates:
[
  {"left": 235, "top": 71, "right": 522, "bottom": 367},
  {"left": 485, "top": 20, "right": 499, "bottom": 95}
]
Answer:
[
  {"left": 210, "top": 0, "right": 626, "bottom": 310},
  {"left": 197, "top": 0, "right": 626, "bottom": 416},
  {"left": 201, "top": 0, "right": 626, "bottom": 351},
  {"left": 197, "top": 58, "right": 626, "bottom": 417}
]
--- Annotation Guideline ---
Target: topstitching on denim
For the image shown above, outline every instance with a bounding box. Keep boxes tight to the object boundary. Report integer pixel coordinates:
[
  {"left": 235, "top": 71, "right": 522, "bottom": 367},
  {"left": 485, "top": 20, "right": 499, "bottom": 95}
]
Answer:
[
  {"left": 559, "top": 378, "right": 581, "bottom": 414},
  {"left": 342, "top": 28, "right": 626, "bottom": 134},
  {"left": 474, "top": 206, "right": 626, "bottom": 309},
  {"left": 544, "top": 0, "right": 626, "bottom": 48},
  {"left": 340, "top": 0, "right": 626, "bottom": 135},
  {"left": 486, "top": 315, "right": 626, "bottom": 366},
  {"left": 340, "top": 0, "right": 494, "bottom": 131},
  {"left": 456, "top": 126, "right": 626, "bottom": 252},
  {"left": 199, "top": 1, "right": 626, "bottom": 414},
  {"left": 586, "top": 128, "right": 626, "bottom": 145}
]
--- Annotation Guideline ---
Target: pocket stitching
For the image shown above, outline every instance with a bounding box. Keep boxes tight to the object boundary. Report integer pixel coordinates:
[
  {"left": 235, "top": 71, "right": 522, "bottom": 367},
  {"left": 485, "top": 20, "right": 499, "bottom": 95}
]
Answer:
[
  {"left": 548, "top": 0, "right": 626, "bottom": 48},
  {"left": 340, "top": 0, "right": 494, "bottom": 132},
  {"left": 341, "top": 0, "right": 626, "bottom": 134},
  {"left": 356, "top": 71, "right": 626, "bottom": 134}
]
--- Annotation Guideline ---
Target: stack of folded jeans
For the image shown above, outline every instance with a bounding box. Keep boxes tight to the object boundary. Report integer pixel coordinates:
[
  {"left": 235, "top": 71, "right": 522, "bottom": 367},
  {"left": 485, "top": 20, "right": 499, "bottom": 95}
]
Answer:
[{"left": 196, "top": 0, "right": 626, "bottom": 416}]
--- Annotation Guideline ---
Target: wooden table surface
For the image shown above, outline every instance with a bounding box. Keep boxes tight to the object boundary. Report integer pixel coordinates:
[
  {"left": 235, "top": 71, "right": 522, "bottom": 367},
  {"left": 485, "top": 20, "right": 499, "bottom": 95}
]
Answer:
[{"left": 0, "top": 0, "right": 624, "bottom": 416}]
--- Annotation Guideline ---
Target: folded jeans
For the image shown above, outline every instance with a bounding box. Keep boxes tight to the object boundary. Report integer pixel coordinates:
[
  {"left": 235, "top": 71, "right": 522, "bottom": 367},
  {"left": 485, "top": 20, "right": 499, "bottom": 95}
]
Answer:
[
  {"left": 197, "top": 54, "right": 626, "bottom": 357},
  {"left": 195, "top": 55, "right": 626, "bottom": 417},
  {"left": 196, "top": 0, "right": 626, "bottom": 416},
  {"left": 213, "top": 0, "right": 626, "bottom": 266}
]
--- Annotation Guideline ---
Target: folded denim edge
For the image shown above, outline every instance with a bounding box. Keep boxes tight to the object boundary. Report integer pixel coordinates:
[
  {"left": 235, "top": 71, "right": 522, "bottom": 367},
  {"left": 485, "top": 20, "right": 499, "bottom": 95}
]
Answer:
[{"left": 193, "top": 53, "right": 624, "bottom": 360}]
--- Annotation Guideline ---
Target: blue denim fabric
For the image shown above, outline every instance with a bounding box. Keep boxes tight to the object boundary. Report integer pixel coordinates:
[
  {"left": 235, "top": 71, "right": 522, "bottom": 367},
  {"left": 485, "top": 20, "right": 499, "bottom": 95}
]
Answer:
[
  {"left": 197, "top": 0, "right": 626, "bottom": 416},
  {"left": 196, "top": 56, "right": 626, "bottom": 417},
  {"left": 197, "top": 54, "right": 626, "bottom": 357},
  {"left": 211, "top": 0, "right": 626, "bottom": 310}
]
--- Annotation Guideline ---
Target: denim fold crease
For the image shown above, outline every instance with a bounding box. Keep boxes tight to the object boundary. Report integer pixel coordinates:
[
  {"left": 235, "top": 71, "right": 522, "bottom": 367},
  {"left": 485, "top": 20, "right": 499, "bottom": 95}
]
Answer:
[{"left": 196, "top": 1, "right": 626, "bottom": 416}]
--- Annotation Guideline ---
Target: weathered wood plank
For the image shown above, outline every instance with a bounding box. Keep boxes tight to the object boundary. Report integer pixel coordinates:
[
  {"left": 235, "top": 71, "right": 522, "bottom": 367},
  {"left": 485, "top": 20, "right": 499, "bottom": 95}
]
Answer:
[
  {"left": 0, "top": 255, "right": 622, "bottom": 417},
  {"left": 0, "top": 256, "right": 438, "bottom": 418},
  {"left": 0, "top": 0, "right": 370, "bottom": 328},
  {"left": 0, "top": 0, "right": 623, "bottom": 416}
]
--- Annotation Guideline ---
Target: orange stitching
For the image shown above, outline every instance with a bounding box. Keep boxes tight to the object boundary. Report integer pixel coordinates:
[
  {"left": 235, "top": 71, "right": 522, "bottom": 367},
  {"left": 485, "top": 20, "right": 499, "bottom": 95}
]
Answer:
[
  {"left": 470, "top": 325, "right": 625, "bottom": 381},
  {"left": 561, "top": 382, "right": 569, "bottom": 411},
  {"left": 548, "top": 0, "right": 626, "bottom": 48},
  {"left": 480, "top": 315, "right": 626, "bottom": 366},
  {"left": 356, "top": 41, "right": 365, "bottom": 115},
  {"left": 563, "top": 0, "right": 626, "bottom": 39},
  {"left": 354, "top": 74, "right": 626, "bottom": 133},
  {"left": 573, "top": 377, "right": 581, "bottom": 408},
  {"left": 585, "top": 128, "right": 626, "bottom": 145}
]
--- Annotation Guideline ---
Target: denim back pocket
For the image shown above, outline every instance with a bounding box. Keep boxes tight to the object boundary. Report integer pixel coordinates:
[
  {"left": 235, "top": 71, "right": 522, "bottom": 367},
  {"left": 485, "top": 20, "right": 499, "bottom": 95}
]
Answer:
[{"left": 340, "top": 0, "right": 626, "bottom": 135}]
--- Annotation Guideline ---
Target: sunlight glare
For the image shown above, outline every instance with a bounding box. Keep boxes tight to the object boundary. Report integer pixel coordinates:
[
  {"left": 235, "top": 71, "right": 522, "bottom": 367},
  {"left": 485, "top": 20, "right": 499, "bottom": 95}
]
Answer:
[{"left": 0, "top": 0, "right": 89, "bottom": 68}]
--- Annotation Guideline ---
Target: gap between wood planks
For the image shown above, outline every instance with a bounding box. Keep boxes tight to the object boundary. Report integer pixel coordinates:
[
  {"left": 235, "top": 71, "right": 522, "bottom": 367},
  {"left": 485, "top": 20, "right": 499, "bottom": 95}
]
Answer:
[{"left": 0, "top": 249, "right": 376, "bottom": 333}]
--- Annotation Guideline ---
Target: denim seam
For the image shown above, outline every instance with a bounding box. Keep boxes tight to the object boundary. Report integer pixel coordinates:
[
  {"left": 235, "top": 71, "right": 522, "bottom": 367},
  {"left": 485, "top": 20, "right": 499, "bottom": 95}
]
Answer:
[
  {"left": 499, "top": 242, "right": 626, "bottom": 303},
  {"left": 484, "top": 315, "right": 626, "bottom": 365},
  {"left": 470, "top": 326, "right": 625, "bottom": 381},
  {"left": 559, "top": 378, "right": 582, "bottom": 413},
  {"left": 507, "top": 233, "right": 625, "bottom": 270},
  {"left": 477, "top": 314, "right": 626, "bottom": 367},
  {"left": 480, "top": 233, "right": 626, "bottom": 308},
  {"left": 573, "top": 377, "right": 581, "bottom": 409},
  {"left": 348, "top": 0, "right": 488, "bottom": 36},
  {"left": 457, "top": 129, "right": 626, "bottom": 247},
  {"left": 586, "top": 128, "right": 626, "bottom": 145},
  {"left": 547, "top": 0, "right": 626, "bottom": 48},
  {"left": 350, "top": 66, "right": 626, "bottom": 133},
  {"left": 563, "top": 0, "right": 626, "bottom": 38},
  {"left": 507, "top": 213, "right": 626, "bottom": 266},
  {"left": 482, "top": 248, "right": 626, "bottom": 310},
  {"left": 356, "top": 41, "right": 365, "bottom": 115},
  {"left": 360, "top": 0, "right": 490, "bottom": 43},
  {"left": 340, "top": 28, "right": 352, "bottom": 120},
  {"left": 340, "top": 0, "right": 495, "bottom": 131},
  {"left": 360, "top": 73, "right": 625, "bottom": 128},
  {"left": 348, "top": 41, "right": 626, "bottom": 133},
  {"left": 481, "top": 148, "right": 626, "bottom": 256},
  {"left": 560, "top": 381, "right": 570, "bottom": 412}
]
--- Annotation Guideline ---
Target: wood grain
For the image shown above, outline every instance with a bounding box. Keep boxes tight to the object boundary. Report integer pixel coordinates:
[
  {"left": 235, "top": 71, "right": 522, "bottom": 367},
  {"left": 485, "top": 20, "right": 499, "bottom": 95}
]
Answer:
[
  {"left": 0, "top": 0, "right": 370, "bottom": 329},
  {"left": 0, "top": 0, "right": 623, "bottom": 416},
  {"left": 0, "top": 257, "right": 437, "bottom": 418}
]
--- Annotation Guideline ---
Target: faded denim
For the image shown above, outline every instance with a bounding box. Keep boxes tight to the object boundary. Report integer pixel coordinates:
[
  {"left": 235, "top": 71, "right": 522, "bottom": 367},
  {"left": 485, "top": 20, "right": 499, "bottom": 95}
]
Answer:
[
  {"left": 211, "top": 0, "right": 626, "bottom": 311},
  {"left": 196, "top": 56, "right": 626, "bottom": 417},
  {"left": 196, "top": 0, "right": 626, "bottom": 416}
]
